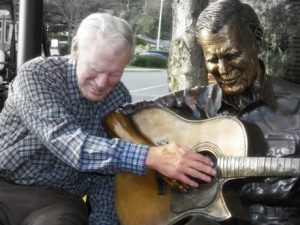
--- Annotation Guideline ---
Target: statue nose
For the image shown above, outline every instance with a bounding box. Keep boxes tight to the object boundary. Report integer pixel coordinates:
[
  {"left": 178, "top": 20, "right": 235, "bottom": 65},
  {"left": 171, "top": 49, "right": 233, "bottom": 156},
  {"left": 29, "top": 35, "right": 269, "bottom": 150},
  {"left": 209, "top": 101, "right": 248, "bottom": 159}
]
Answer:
[{"left": 218, "top": 59, "right": 229, "bottom": 74}]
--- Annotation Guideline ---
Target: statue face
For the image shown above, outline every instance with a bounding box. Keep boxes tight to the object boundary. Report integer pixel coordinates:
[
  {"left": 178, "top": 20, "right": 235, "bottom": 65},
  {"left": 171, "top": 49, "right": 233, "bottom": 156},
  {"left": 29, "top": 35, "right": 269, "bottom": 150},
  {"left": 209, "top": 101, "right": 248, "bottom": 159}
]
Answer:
[{"left": 197, "top": 18, "right": 260, "bottom": 95}]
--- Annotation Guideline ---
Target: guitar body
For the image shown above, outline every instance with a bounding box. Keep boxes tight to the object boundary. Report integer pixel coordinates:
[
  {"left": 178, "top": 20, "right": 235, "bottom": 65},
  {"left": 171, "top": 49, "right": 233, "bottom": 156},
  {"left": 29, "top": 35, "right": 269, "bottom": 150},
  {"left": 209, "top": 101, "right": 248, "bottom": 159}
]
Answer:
[{"left": 115, "top": 106, "right": 249, "bottom": 225}]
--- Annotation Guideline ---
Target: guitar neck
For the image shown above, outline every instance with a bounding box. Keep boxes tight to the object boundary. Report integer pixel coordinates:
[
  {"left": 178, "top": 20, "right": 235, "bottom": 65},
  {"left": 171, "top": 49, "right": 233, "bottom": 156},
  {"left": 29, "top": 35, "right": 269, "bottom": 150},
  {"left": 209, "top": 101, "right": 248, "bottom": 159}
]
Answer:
[{"left": 218, "top": 156, "right": 300, "bottom": 178}]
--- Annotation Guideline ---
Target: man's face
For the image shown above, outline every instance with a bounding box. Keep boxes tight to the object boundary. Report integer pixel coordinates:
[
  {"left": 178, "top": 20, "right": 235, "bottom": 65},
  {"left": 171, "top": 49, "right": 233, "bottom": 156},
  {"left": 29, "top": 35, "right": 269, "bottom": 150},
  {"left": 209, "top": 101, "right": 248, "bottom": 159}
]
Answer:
[
  {"left": 197, "top": 18, "right": 260, "bottom": 95},
  {"left": 72, "top": 41, "right": 131, "bottom": 102}
]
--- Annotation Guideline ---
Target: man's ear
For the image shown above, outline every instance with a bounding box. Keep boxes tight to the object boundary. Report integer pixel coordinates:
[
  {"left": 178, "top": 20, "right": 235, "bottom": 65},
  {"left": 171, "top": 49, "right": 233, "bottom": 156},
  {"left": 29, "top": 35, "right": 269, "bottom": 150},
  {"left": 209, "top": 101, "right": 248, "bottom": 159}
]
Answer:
[{"left": 70, "top": 37, "right": 79, "bottom": 60}]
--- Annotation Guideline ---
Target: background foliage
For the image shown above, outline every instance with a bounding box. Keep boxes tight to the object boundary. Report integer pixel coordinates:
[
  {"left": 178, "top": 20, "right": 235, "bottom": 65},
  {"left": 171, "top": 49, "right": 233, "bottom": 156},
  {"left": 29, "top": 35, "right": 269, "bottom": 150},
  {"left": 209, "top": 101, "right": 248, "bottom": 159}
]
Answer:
[
  {"left": 245, "top": 0, "right": 298, "bottom": 78},
  {"left": 131, "top": 54, "right": 168, "bottom": 68},
  {"left": 44, "top": 0, "right": 172, "bottom": 54},
  {"left": 44, "top": 0, "right": 298, "bottom": 81}
]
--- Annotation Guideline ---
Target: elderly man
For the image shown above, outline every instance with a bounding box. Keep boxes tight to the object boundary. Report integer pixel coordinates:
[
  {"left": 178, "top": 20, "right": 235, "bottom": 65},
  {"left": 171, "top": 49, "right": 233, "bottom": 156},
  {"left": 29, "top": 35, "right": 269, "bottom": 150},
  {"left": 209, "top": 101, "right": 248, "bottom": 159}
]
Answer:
[
  {"left": 109, "top": 0, "right": 300, "bottom": 224},
  {"left": 0, "top": 13, "right": 216, "bottom": 225}
]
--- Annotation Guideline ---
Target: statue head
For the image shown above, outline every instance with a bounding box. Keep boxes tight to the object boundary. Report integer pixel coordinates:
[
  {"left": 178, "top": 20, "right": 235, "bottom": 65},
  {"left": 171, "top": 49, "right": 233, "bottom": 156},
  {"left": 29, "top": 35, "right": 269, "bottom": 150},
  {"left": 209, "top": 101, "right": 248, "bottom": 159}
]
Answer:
[{"left": 195, "top": 0, "right": 263, "bottom": 96}]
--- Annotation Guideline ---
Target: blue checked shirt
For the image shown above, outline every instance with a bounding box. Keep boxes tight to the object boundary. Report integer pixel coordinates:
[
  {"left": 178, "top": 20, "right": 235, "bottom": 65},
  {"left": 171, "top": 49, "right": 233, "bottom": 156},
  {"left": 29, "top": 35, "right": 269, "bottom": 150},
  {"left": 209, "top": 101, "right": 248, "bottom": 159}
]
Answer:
[{"left": 0, "top": 56, "right": 149, "bottom": 224}]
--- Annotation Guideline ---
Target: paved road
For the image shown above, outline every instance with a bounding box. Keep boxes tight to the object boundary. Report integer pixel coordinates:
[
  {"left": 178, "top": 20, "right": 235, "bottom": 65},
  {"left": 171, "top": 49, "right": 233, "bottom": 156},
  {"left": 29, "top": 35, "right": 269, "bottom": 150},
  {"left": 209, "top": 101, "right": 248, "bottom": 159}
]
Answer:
[{"left": 122, "top": 69, "right": 169, "bottom": 102}]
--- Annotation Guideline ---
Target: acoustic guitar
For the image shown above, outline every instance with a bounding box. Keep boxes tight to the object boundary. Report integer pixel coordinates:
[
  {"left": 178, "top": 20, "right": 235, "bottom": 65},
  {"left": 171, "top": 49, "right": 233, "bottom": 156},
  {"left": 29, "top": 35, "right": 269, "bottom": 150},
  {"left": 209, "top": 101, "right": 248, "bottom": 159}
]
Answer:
[{"left": 106, "top": 106, "right": 300, "bottom": 225}]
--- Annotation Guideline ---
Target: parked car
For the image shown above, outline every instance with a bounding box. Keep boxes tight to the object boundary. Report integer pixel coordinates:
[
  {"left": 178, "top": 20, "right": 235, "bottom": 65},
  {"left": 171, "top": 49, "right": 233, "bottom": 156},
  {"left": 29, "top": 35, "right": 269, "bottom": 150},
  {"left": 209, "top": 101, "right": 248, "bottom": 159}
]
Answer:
[
  {"left": 136, "top": 50, "right": 169, "bottom": 58},
  {"left": 147, "top": 50, "right": 169, "bottom": 58}
]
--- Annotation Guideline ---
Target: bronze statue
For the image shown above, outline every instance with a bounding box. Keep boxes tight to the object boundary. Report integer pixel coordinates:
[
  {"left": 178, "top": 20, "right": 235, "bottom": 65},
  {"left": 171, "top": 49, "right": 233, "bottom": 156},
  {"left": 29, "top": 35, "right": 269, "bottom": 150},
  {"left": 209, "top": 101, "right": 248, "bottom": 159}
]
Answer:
[{"left": 106, "top": 0, "right": 300, "bottom": 224}]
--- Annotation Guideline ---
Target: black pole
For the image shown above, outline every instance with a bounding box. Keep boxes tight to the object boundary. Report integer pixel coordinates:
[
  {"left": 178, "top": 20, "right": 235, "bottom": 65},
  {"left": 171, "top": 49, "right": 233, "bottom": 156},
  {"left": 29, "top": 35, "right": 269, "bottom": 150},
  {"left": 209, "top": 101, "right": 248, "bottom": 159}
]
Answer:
[
  {"left": 17, "top": 0, "right": 44, "bottom": 68},
  {"left": 8, "top": 0, "right": 16, "bottom": 81}
]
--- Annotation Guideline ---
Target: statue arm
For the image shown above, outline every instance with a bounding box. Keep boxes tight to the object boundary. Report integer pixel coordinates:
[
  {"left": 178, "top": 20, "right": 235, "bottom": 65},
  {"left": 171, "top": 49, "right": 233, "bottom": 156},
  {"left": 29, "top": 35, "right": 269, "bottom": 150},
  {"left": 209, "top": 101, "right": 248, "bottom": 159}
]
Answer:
[{"left": 118, "top": 89, "right": 190, "bottom": 117}]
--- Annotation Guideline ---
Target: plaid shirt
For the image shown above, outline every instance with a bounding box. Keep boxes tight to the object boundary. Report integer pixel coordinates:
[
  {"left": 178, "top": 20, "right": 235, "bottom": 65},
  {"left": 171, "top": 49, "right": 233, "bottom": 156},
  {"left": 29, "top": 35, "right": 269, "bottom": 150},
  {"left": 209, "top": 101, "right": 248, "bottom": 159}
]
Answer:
[{"left": 0, "top": 56, "right": 149, "bottom": 224}]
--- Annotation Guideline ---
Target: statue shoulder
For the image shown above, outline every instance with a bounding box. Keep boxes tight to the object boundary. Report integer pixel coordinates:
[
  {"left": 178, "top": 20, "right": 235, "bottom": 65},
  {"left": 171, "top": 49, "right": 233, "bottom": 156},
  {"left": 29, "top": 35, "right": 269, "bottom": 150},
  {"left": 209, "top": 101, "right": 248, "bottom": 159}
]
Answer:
[
  {"left": 268, "top": 76, "right": 300, "bottom": 115},
  {"left": 270, "top": 76, "right": 300, "bottom": 98}
]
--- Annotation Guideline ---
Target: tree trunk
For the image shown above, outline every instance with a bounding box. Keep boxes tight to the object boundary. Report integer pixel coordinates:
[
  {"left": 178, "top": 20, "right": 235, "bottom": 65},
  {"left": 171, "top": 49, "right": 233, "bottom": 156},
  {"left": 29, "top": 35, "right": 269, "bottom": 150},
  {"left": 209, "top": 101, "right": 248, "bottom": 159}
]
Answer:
[{"left": 168, "top": 0, "right": 208, "bottom": 92}]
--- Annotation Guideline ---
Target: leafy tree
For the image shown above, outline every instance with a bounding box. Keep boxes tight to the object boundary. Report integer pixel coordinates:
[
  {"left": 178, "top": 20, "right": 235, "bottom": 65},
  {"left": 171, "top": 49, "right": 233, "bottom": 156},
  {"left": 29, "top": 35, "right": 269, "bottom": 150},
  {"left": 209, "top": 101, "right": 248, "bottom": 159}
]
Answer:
[
  {"left": 117, "top": 0, "right": 145, "bottom": 26},
  {"left": 44, "top": 0, "right": 104, "bottom": 52},
  {"left": 44, "top": 0, "right": 146, "bottom": 54},
  {"left": 245, "top": 0, "right": 298, "bottom": 79},
  {"left": 137, "top": 0, "right": 172, "bottom": 40},
  {"left": 136, "top": 15, "right": 157, "bottom": 38}
]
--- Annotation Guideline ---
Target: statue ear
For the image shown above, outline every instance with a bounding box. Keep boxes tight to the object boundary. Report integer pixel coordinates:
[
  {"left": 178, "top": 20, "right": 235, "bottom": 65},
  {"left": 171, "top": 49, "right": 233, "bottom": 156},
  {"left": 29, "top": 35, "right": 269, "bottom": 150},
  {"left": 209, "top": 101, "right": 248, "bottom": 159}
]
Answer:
[{"left": 253, "top": 27, "right": 263, "bottom": 53}]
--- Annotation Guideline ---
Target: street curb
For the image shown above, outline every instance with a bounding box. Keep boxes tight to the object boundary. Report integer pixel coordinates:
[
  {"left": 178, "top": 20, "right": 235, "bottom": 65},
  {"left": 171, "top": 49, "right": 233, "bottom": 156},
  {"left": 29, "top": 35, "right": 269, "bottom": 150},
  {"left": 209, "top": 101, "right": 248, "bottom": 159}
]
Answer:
[{"left": 124, "top": 68, "right": 166, "bottom": 72}]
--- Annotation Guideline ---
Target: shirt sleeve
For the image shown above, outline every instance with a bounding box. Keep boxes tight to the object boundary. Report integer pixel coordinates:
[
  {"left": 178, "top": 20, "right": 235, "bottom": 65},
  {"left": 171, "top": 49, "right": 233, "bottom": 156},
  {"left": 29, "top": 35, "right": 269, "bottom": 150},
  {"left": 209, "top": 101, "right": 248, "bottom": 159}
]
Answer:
[{"left": 11, "top": 63, "right": 149, "bottom": 176}]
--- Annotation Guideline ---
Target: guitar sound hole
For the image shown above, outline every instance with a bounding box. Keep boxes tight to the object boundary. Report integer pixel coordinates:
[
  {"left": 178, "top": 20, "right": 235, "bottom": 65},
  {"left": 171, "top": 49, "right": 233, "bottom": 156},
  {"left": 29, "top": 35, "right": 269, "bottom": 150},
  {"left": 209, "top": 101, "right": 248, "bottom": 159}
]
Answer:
[
  {"left": 191, "top": 174, "right": 217, "bottom": 187},
  {"left": 200, "top": 150, "right": 217, "bottom": 166},
  {"left": 193, "top": 151, "right": 217, "bottom": 187}
]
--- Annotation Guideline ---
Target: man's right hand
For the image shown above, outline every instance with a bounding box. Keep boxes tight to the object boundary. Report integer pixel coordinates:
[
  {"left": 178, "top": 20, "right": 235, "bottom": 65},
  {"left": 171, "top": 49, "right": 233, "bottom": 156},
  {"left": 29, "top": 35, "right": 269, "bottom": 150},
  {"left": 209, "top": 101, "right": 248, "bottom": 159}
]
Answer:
[{"left": 145, "top": 143, "right": 217, "bottom": 188}]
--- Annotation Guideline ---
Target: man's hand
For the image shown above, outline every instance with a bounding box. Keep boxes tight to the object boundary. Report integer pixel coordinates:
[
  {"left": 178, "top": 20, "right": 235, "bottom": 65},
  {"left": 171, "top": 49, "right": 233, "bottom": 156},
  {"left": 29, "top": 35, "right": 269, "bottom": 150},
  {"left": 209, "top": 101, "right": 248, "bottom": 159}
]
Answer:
[{"left": 145, "top": 143, "right": 216, "bottom": 188}]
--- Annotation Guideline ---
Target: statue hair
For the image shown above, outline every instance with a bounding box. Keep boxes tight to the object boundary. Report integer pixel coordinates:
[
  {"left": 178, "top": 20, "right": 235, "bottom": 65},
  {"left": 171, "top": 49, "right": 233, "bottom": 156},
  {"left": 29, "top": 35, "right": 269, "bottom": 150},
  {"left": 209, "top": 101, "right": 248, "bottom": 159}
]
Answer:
[{"left": 196, "top": 0, "right": 263, "bottom": 48}]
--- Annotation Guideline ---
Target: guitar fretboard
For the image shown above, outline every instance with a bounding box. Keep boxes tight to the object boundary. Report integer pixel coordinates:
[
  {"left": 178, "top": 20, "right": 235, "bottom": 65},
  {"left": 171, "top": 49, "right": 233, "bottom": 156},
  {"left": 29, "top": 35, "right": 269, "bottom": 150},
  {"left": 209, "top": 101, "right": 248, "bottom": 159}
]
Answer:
[{"left": 218, "top": 157, "right": 300, "bottom": 177}]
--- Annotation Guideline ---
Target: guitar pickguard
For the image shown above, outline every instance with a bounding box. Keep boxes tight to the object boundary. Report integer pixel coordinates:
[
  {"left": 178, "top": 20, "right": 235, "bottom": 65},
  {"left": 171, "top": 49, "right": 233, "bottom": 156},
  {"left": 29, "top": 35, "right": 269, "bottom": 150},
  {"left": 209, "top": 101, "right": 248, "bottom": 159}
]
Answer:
[{"left": 171, "top": 177, "right": 219, "bottom": 213}]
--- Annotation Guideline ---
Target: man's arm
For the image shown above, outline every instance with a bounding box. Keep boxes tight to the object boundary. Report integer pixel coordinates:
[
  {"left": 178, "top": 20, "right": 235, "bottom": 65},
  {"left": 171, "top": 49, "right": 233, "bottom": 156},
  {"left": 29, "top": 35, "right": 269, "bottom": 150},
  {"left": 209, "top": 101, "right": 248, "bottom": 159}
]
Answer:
[
  {"left": 105, "top": 106, "right": 216, "bottom": 188},
  {"left": 10, "top": 61, "right": 149, "bottom": 176}
]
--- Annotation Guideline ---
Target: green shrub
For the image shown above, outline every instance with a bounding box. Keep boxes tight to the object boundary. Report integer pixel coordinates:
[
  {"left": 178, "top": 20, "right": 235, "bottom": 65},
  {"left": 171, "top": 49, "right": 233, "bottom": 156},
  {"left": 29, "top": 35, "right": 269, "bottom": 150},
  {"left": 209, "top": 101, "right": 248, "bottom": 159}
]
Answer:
[
  {"left": 259, "top": 49, "right": 293, "bottom": 78},
  {"left": 131, "top": 55, "right": 168, "bottom": 68},
  {"left": 245, "top": 0, "right": 298, "bottom": 79},
  {"left": 135, "top": 44, "right": 147, "bottom": 53}
]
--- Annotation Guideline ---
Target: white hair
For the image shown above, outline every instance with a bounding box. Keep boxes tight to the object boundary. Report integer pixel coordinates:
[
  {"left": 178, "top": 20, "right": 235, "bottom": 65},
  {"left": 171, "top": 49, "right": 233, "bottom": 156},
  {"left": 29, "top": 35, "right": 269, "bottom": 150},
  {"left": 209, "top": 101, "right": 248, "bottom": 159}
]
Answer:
[{"left": 75, "top": 13, "right": 135, "bottom": 61}]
